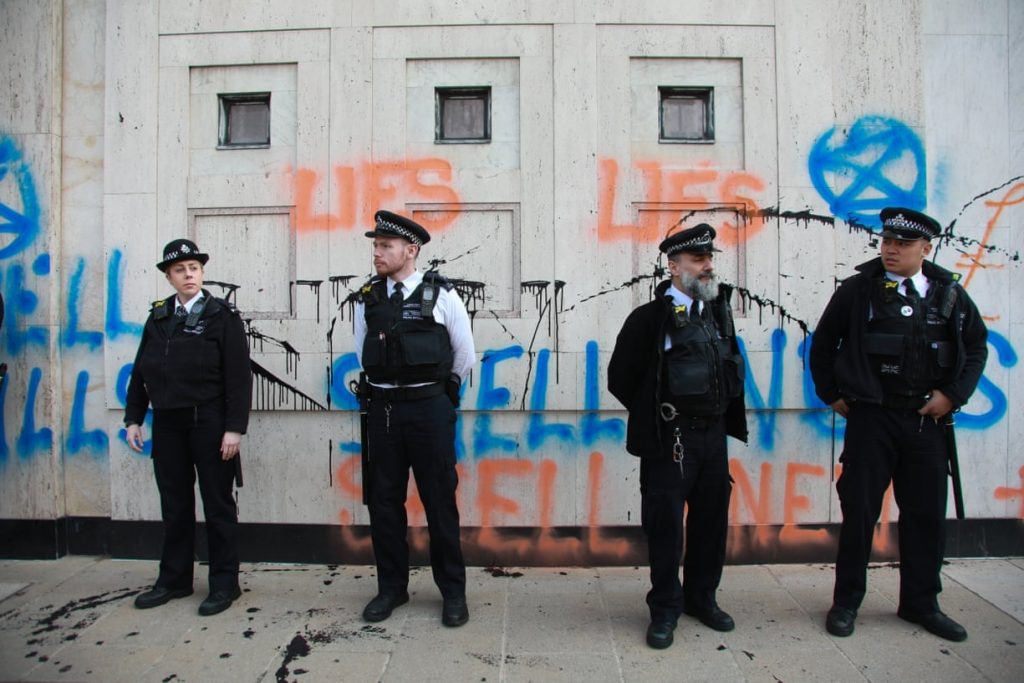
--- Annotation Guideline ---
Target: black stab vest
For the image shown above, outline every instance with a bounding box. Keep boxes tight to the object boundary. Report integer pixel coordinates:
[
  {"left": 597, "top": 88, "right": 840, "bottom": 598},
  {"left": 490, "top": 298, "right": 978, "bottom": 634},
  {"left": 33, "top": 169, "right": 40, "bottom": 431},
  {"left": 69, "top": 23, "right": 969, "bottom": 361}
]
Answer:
[
  {"left": 864, "top": 277, "right": 957, "bottom": 396},
  {"left": 361, "top": 276, "right": 454, "bottom": 384},
  {"left": 660, "top": 299, "right": 745, "bottom": 416}
]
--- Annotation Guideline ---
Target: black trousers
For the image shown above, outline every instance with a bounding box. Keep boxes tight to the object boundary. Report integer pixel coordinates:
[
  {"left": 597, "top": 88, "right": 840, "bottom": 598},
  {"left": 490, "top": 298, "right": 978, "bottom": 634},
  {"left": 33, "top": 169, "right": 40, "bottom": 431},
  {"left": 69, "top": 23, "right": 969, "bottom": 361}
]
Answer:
[
  {"left": 640, "top": 415, "right": 731, "bottom": 623},
  {"left": 366, "top": 392, "right": 465, "bottom": 599},
  {"left": 151, "top": 403, "right": 239, "bottom": 594},
  {"left": 834, "top": 402, "right": 948, "bottom": 614}
]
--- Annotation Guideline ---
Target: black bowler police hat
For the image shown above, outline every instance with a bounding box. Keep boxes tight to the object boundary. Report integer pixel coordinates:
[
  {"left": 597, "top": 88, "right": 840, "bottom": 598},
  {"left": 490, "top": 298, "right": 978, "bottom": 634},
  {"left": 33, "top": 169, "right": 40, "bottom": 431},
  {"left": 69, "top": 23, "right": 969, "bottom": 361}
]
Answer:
[
  {"left": 879, "top": 207, "right": 942, "bottom": 241},
  {"left": 365, "top": 210, "right": 431, "bottom": 246},
  {"left": 659, "top": 223, "right": 721, "bottom": 256},
  {"left": 156, "top": 238, "right": 209, "bottom": 272}
]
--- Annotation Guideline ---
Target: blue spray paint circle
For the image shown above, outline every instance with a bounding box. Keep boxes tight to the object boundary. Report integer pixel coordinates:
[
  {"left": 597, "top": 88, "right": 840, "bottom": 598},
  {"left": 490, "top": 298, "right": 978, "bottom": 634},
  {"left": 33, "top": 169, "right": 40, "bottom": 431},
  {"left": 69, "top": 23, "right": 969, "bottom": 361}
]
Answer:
[
  {"left": 808, "top": 116, "right": 926, "bottom": 228},
  {"left": 0, "top": 135, "right": 42, "bottom": 259}
]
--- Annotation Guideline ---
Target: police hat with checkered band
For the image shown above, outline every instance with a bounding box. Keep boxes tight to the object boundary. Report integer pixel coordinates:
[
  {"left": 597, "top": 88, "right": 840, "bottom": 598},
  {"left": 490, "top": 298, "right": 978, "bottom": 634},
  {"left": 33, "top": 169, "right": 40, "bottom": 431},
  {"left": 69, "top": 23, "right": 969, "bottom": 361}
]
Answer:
[
  {"left": 879, "top": 207, "right": 942, "bottom": 241},
  {"left": 658, "top": 223, "right": 721, "bottom": 256},
  {"left": 365, "top": 210, "right": 431, "bottom": 246},
  {"left": 156, "top": 238, "right": 209, "bottom": 272}
]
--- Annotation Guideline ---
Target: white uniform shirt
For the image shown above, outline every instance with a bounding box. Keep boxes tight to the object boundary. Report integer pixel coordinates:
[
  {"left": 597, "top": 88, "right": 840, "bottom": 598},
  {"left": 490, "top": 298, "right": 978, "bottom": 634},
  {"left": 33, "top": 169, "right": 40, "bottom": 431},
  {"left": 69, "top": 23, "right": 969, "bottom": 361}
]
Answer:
[
  {"left": 663, "top": 284, "right": 703, "bottom": 350},
  {"left": 176, "top": 291, "right": 204, "bottom": 314},
  {"left": 884, "top": 269, "right": 929, "bottom": 299},
  {"left": 353, "top": 270, "right": 476, "bottom": 388},
  {"left": 868, "top": 269, "right": 930, "bottom": 320}
]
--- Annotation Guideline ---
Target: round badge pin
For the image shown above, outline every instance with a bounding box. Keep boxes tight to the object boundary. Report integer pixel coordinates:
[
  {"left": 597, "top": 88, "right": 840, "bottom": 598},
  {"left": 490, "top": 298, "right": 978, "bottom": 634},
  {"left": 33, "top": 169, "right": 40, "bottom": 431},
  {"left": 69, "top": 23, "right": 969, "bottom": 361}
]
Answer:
[{"left": 900, "top": 305, "right": 913, "bottom": 317}]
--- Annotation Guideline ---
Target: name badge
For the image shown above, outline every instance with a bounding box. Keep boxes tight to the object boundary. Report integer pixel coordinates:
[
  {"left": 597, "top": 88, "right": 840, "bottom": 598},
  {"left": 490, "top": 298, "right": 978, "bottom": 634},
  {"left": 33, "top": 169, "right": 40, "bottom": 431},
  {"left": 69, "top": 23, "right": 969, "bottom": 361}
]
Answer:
[{"left": 900, "top": 305, "right": 913, "bottom": 317}]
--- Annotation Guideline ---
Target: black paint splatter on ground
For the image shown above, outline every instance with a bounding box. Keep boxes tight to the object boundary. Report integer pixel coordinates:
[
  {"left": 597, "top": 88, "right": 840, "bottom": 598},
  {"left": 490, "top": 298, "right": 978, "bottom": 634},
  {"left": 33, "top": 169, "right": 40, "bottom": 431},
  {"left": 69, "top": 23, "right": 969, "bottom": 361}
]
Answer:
[
  {"left": 27, "top": 587, "right": 140, "bottom": 643},
  {"left": 483, "top": 567, "right": 523, "bottom": 578},
  {"left": 717, "top": 644, "right": 727, "bottom": 651},
  {"left": 742, "top": 650, "right": 755, "bottom": 660},
  {"left": 219, "top": 652, "right": 232, "bottom": 659},
  {"left": 162, "top": 674, "right": 179, "bottom": 682},
  {"left": 276, "top": 633, "right": 311, "bottom": 683},
  {"left": 274, "top": 622, "right": 394, "bottom": 681},
  {"left": 243, "top": 628, "right": 256, "bottom": 639}
]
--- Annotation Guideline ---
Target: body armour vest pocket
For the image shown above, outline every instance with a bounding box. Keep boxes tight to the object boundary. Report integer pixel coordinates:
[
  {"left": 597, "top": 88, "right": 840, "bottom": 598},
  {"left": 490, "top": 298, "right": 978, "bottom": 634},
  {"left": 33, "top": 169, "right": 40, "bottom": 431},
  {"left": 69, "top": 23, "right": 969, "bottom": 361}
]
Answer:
[
  {"left": 666, "top": 357, "right": 711, "bottom": 397},
  {"left": 722, "top": 353, "right": 745, "bottom": 400},
  {"left": 930, "top": 340, "right": 955, "bottom": 368},
  {"left": 400, "top": 329, "right": 446, "bottom": 366},
  {"left": 362, "top": 331, "right": 387, "bottom": 368},
  {"left": 864, "top": 332, "right": 905, "bottom": 377}
]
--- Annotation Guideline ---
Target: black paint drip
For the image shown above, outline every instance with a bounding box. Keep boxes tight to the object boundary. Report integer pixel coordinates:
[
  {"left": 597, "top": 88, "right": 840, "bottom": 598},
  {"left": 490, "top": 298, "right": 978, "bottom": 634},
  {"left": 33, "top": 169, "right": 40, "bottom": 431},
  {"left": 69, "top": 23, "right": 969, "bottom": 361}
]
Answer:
[{"left": 250, "top": 360, "right": 326, "bottom": 411}]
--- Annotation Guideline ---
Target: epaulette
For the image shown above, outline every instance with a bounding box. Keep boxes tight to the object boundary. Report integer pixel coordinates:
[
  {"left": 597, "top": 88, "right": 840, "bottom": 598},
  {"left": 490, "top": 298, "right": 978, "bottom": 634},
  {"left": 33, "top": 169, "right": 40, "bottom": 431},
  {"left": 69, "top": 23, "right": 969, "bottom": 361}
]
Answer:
[
  {"left": 220, "top": 298, "right": 242, "bottom": 316},
  {"left": 881, "top": 278, "right": 899, "bottom": 303},
  {"left": 423, "top": 270, "right": 454, "bottom": 292},
  {"left": 151, "top": 298, "right": 171, "bottom": 320},
  {"left": 357, "top": 275, "right": 385, "bottom": 304}
]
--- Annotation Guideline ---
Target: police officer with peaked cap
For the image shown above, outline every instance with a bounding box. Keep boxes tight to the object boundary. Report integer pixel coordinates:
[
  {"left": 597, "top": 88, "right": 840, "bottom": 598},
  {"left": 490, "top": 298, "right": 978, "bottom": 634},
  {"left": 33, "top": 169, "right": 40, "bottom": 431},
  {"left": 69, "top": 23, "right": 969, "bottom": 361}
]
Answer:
[
  {"left": 608, "top": 224, "right": 748, "bottom": 649},
  {"left": 353, "top": 210, "right": 476, "bottom": 627},
  {"left": 810, "top": 207, "right": 988, "bottom": 641},
  {"left": 125, "top": 238, "right": 252, "bottom": 616}
]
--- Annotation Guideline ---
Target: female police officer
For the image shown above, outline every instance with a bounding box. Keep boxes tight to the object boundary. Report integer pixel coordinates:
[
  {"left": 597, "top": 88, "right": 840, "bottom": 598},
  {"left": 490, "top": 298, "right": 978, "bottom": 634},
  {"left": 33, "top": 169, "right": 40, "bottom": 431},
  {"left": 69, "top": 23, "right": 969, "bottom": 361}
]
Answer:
[{"left": 124, "top": 239, "right": 252, "bottom": 616}]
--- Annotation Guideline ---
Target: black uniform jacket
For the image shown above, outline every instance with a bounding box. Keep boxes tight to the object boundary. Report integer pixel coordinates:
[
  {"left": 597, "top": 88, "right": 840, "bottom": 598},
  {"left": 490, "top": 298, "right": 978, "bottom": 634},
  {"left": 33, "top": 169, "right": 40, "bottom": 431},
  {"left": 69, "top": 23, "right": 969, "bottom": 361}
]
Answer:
[
  {"left": 125, "top": 290, "right": 252, "bottom": 434},
  {"left": 608, "top": 280, "right": 749, "bottom": 458},
  {"left": 809, "top": 257, "right": 988, "bottom": 409}
]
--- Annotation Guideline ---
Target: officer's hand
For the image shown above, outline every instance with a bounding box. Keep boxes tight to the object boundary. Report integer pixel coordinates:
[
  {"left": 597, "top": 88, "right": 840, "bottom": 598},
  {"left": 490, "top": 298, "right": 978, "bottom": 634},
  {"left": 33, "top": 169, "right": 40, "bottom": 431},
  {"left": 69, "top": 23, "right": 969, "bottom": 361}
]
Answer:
[
  {"left": 221, "top": 431, "right": 242, "bottom": 461},
  {"left": 445, "top": 373, "right": 462, "bottom": 408},
  {"left": 126, "top": 424, "right": 145, "bottom": 453},
  {"left": 919, "top": 390, "right": 953, "bottom": 420},
  {"left": 830, "top": 398, "right": 850, "bottom": 417}
]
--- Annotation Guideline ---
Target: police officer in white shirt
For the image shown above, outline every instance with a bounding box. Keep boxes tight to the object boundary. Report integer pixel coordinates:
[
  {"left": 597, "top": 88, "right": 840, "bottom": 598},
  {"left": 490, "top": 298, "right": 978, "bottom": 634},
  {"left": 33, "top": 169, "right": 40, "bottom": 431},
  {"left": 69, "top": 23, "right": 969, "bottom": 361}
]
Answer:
[{"left": 353, "top": 210, "right": 475, "bottom": 627}]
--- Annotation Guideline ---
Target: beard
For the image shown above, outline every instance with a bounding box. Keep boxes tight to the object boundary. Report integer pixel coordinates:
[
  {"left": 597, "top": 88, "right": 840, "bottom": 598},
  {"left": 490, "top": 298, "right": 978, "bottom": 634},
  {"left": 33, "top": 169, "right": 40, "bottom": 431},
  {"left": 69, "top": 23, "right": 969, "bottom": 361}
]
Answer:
[{"left": 679, "top": 270, "right": 720, "bottom": 301}]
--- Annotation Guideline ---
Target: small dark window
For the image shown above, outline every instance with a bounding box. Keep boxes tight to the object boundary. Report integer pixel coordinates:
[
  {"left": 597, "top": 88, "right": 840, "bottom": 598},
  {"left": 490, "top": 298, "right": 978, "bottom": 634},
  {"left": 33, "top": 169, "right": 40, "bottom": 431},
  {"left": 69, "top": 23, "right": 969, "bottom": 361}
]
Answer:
[
  {"left": 659, "top": 87, "right": 714, "bottom": 143},
  {"left": 218, "top": 93, "right": 271, "bottom": 148},
  {"left": 435, "top": 87, "right": 491, "bottom": 143}
]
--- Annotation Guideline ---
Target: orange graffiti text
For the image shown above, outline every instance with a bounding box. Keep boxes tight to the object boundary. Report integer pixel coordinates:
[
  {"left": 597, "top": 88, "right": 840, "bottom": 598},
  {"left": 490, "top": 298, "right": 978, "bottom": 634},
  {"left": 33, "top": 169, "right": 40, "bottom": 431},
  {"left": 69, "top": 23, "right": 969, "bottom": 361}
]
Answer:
[
  {"left": 293, "top": 158, "right": 461, "bottom": 234},
  {"left": 598, "top": 158, "right": 766, "bottom": 245}
]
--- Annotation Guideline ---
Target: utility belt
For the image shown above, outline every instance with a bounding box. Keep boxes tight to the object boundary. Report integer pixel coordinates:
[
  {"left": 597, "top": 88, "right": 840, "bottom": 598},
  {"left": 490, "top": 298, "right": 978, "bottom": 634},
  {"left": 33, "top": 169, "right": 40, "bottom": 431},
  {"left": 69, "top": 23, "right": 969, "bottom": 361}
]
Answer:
[
  {"left": 879, "top": 393, "right": 930, "bottom": 412},
  {"left": 659, "top": 402, "right": 719, "bottom": 430},
  {"left": 368, "top": 382, "right": 444, "bottom": 402}
]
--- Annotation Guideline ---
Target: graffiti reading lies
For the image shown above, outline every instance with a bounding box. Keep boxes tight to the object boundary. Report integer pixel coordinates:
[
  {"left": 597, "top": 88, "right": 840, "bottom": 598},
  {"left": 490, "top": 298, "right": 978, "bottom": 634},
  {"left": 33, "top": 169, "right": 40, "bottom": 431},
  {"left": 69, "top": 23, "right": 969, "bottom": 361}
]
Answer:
[
  {"left": 597, "top": 158, "right": 767, "bottom": 245},
  {"left": 292, "top": 159, "right": 461, "bottom": 234}
]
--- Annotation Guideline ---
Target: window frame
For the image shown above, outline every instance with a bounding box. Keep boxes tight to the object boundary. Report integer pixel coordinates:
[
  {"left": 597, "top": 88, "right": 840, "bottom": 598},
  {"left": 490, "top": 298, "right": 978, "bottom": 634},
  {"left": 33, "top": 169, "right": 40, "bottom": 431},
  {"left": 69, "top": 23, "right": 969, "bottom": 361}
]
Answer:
[
  {"left": 434, "top": 86, "right": 492, "bottom": 144},
  {"left": 217, "top": 92, "right": 272, "bottom": 149},
  {"left": 658, "top": 86, "right": 715, "bottom": 144}
]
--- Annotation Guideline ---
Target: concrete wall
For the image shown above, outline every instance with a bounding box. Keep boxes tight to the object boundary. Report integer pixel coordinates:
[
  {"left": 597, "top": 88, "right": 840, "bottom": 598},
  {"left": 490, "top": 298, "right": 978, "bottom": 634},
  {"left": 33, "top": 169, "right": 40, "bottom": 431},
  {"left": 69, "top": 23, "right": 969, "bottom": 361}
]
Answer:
[{"left": 0, "top": 0, "right": 1020, "bottom": 562}]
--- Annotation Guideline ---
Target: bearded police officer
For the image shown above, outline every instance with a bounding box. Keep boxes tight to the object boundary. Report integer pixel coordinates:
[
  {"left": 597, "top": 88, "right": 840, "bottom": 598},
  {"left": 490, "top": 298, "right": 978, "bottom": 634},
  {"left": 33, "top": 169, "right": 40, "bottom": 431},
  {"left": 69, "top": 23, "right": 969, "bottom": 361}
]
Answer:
[
  {"left": 810, "top": 207, "right": 988, "bottom": 642},
  {"left": 353, "top": 210, "right": 475, "bottom": 627},
  {"left": 608, "top": 224, "right": 748, "bottom": 649}
]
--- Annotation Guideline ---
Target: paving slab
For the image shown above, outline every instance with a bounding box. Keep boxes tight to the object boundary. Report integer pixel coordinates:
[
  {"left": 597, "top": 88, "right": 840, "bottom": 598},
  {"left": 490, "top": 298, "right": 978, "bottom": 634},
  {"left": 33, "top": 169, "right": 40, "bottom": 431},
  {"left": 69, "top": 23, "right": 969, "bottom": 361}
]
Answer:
[{"left": 0, "top": 558, "right": 1021, "bottom": 682}]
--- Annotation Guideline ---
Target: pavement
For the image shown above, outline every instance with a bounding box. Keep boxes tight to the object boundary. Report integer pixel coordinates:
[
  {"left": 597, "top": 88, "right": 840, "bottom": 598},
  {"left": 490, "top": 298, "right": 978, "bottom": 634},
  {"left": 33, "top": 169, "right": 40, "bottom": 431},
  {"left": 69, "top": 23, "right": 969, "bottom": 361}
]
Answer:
[{"left": 0, "top": 557, "right": 1022, "bottom": 682}]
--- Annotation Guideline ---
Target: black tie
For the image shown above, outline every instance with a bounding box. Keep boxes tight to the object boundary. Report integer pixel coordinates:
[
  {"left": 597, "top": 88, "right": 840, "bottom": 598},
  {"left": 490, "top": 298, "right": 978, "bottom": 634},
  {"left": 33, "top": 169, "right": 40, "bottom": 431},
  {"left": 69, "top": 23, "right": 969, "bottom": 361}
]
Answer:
[
  {"left": 903, "top": 278, "right": 919, "bottom": 300},
  {"left": 390, "top": 281, "right": 404, "bottom": 312},
  {"left": 174, "top": 305, "right": 187, "bottom": 318},
  {"left": 690, "top": 301, "right": 701, "bottom": 321}
]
